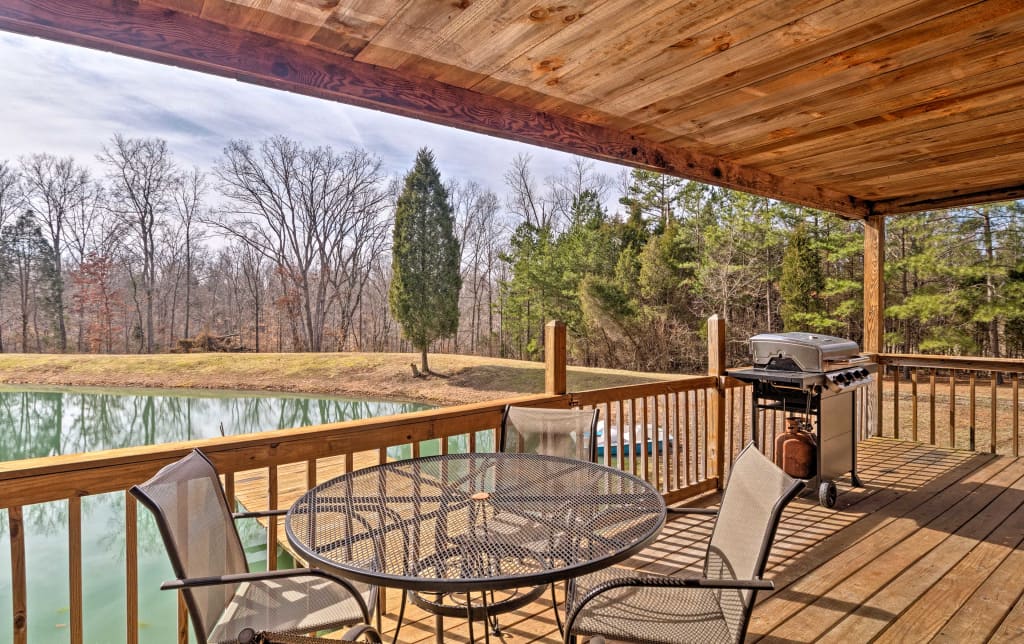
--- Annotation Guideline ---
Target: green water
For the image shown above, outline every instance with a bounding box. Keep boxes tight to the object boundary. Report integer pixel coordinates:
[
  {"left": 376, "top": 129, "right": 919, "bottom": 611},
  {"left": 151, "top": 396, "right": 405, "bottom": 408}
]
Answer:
[{"left": 0, "top": 387, "right": 430, "bottom": 643}]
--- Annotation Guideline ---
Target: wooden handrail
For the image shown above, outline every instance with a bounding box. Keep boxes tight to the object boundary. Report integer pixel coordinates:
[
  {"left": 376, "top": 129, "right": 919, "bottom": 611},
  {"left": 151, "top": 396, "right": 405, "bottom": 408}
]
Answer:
[
  {"left": 571, "top": 376, "right": 716, "bottom": 406},
  {"left": 876, "top": 353, "right": 1024, "bottom": 373},
  {"left": 0, "top": 393, "right": 564, "bottom": 507}
]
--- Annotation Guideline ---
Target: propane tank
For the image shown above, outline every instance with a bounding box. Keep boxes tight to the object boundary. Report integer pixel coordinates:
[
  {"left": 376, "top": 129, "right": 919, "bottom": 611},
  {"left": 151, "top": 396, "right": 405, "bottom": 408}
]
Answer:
[{"left": 774, "top": 417, "right": 816, "bottom": 479}]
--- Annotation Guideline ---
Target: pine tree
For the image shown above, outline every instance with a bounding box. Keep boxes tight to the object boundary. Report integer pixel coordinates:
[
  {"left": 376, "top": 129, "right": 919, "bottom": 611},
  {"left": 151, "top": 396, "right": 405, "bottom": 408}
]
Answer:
[
  {"left": 780, "top": 223, "right": 830, "bottom": 332},
  {"left": 389, "top": 149, "right": 462, "bottom": 375}
]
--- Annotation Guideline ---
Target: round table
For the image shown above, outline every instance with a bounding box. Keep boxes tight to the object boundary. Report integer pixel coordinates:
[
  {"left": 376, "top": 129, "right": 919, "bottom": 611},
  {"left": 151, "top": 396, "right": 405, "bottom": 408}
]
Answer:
[{"left": 285, "top": 453, "right": 666, "bottom": 596}]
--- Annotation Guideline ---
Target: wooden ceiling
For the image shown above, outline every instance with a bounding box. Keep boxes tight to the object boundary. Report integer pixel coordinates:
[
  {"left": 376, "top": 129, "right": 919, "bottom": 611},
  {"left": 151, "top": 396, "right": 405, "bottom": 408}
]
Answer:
[{"left": 1, "top": 0, "right": 1023, "bottom": 219}]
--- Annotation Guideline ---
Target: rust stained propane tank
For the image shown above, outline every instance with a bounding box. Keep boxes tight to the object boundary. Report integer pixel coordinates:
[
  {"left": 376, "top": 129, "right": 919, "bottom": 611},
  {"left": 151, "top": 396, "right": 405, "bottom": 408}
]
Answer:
[{"left": 775, "top": 417, "right": 816, "bottom": 479}]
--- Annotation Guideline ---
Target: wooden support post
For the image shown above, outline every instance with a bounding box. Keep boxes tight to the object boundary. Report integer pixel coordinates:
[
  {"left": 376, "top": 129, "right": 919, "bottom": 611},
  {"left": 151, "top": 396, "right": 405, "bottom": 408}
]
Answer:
[
  {"left": 707, "top": 315, "right": 727, "bottom": 488},
  {"left": 545, "top": 320, "right": 567, "bottom": 396},
  {"left": 864, "top": 215, "right": 885, "bottom": 437}
]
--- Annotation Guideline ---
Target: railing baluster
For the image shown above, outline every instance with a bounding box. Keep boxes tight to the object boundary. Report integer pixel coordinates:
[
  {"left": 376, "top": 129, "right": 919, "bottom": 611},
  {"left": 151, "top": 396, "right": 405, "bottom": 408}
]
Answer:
[
  {"left": 893, "top": 368, "right": 900, "bottom": 440},
  {"left": 177, "top": 592, "right": 188, "bottom": 644},
  {"left": 10, "top": 505, "right": 27, "bottom": 644},
  {"left": 307, "top": 459, "right": 317, "bottom": 490},
  {"left": 949, "top": 370, "right": 957, "bottom": 449},
  {"left": 1013, "top": 374, "right": 1020, "bottom": 458},
  {"left": 616, "top": 399, "right": 625, "bottom": 472},
  {"left": 267, "top": 464, "right": 278, "bottom": 570},
  {"left": 969, "top": 372, "right": 977, "bottom": 451},
  {"left": 660, "top": 395, "right": 670, "bottom": 492},
  {"left": 929, "top": 369, "right": 937, "bottom": 446},
  {"left": 224, "top": 471, "right": 235, "bottom": 513},
  {"left": 601, "top": 402, "right": 611, "bottom": 467},
  {"left": 682, "top": 392, "right": 691, "bottom": 485},
  {"left": 991, "top": 375, "right": 998, "bottom": 454},
  {"left": 911, "top": 368, "right": 919, "bottom": 442},
  {"left": 69, "top": 496, "right": 83, "bottom": 644},
  {"left": 672, "top": 393, "right": 681, "bottom": 490},
  {"left": 642, "top": 396, "right": 651, "bottom": 484},
  {"left": 126, "top": 492, "right": 138, "bottom": 644}
]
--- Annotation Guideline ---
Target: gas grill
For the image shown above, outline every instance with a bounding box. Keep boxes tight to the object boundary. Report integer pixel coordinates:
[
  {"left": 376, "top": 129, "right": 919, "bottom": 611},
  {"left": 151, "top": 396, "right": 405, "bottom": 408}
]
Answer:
[{"left": 727, "top": 332, "right": 877, "bottom": 507}]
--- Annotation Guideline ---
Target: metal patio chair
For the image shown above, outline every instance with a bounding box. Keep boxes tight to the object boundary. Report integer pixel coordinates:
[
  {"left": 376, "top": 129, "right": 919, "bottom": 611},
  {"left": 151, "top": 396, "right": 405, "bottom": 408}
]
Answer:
[
  {"left": 406, "top": 405, "right": 600, "bottom": 639},
  {"left": 131, "top": 449, "right": 377, "bottom": 644},
  {"left": 563, "top": 443, "right": 803, "bottom": 644}
]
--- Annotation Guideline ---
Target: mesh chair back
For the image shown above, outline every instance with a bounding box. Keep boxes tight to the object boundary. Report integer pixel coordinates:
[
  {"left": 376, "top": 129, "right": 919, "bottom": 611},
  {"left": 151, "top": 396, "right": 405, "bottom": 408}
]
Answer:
[
  {"left": 130, "top": 450, "right": 248, "bottom": 641},
  {"left": 500, "top": 405, "right": 599, "bottom": 462},
  {"left": 704, "top": 444, "right": 802, "bottom": 641}
]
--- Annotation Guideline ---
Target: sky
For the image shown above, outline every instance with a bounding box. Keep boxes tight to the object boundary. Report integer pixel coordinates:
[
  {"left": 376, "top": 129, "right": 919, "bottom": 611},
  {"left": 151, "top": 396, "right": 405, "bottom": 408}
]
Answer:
[{"left": 0, "top": 31, "right": 625, "bottom": 206}]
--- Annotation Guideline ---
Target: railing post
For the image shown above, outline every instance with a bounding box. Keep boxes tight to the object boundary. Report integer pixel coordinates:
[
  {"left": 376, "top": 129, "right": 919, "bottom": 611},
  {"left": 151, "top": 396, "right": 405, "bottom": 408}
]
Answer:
[
  {"left": 864, "top": 214, "right": 885, "bottom": 437},
  {"left": 707, "top": 315, "right": 727, "bottom": 489},
  {"left": 545, "top": 320, "right": 567, "bottom": 395}
]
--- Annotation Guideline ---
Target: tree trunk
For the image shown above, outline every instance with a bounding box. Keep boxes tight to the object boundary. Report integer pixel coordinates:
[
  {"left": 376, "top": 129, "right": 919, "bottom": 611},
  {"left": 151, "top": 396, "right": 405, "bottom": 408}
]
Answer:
[{"left": 421, "top": 347, "right": 429, "bottom": 374}]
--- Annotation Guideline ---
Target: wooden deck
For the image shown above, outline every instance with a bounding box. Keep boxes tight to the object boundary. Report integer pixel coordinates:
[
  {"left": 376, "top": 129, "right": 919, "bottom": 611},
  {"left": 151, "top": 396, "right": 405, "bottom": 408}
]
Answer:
[{"left": 273, "top": 438, "right": 1024, "bottom": 642}]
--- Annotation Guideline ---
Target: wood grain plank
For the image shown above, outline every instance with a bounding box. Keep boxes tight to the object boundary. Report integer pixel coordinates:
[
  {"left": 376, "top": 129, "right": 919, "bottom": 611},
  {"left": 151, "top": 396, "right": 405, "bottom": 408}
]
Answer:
[
  {"left": 818, "top": 458, "right": 1024, "bottom": 643},
  {"left": 614, "top": 0, "right": 984, "bottom": 124},
  {"left": 777, "top": 111, "right": 1024, "bottom": 184},
  {"left": 760, "top": 455, "right": 1022, "bottom": 642},
  {"left": 670, "top": 39, "right": 1024, "bottom": 153},
  {"left": 360, "top": 0, "right": 606, "bottom": 85},
  {"left": 875, "top": 183, "right": 1024, "bottom": 215},
  {"left": 932, "top": 535, "right": 1024, "bottom": 643},
  {"left": 736, "top": 73, "right": 1024, "bottom": 171},
  {"left": 748, "top": 447, "right": 999, "bottom": 637},
  {"left": 0, "top": 0, "right": 868, "bottom": 216}
]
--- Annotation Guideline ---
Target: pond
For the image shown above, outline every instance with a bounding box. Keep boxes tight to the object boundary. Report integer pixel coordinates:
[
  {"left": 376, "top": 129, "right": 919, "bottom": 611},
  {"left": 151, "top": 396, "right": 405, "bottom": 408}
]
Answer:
[{"left": 0, "top": 386, "right": 433, "bottom": 643}]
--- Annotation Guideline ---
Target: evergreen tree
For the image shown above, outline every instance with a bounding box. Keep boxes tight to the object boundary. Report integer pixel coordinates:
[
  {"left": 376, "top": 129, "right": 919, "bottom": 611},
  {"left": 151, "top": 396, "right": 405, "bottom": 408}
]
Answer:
[
  {"left": 780, "top": 223, "right": 830, "bottom": 332},
  {"left": 0, "top": 211, "right": 59, "bottom": 350},
  {"left": 389, "top": 149, "right": 462, "bottom": 374}
]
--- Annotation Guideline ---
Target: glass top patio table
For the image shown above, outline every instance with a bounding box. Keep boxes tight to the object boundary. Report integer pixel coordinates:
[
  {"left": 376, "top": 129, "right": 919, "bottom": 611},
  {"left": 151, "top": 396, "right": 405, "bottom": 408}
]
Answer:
[{"left": 285, "top": 452, "right": 666, "bottom": 593}]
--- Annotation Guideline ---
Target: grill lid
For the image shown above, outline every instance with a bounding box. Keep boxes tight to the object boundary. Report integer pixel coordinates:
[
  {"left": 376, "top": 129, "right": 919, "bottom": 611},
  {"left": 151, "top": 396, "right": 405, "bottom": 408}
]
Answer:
[{"left": 750, "top": 332, "right": 860, "bottom": 372}]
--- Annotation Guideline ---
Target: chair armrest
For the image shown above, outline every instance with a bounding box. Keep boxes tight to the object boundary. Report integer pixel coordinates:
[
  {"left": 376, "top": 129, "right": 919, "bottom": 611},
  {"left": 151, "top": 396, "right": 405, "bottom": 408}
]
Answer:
[
  {"left": 341, "top": 623, "right": 383, "bottom": 643},
  {"left": 583, "top": 574, "right": 773, "bottom": 595},
  {"left": 160, "top": 568, "right": 371, "bottom": 623},
  {"left": 565, "top": 574, "right": 774, "bottom": 641},
  {"left": 233, "top": 509, "right": 287, "bottom": 520},
  {"left": 666, "top": 506, "right": 718, "bottom": 516}
]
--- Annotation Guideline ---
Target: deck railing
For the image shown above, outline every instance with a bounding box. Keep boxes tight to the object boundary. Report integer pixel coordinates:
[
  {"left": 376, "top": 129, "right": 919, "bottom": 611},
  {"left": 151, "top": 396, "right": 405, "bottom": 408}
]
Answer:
[
  {"left": 874, "top": 353, "right": 1024, "bottom": 456},
  {"left": 6, "top": 322, "right": 1023, "bottom": 642},
  {"left": 0, "top": 322, "right": 725, "bottom": 644}
]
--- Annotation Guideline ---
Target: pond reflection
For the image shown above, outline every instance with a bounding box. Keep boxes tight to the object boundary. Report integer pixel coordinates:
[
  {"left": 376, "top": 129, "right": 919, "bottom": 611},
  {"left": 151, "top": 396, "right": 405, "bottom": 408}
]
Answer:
[{"left": 0, "top": 387, "right": 429, "bottom": 644}]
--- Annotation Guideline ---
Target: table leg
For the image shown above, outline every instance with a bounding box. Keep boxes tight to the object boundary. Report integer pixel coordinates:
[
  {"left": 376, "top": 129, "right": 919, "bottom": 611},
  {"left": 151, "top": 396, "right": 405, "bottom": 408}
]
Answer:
[
  {"left": 434, "top": 614, "right": 444, "bottom": 644},
  {"left": 392, "top": 590, "right": 407, "bottom": 644}
]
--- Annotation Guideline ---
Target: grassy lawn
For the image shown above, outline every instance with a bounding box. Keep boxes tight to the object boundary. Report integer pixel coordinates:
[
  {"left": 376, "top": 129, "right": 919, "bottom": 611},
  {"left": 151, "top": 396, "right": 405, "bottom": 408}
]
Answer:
[{"left": 0, "top": 352, "right": 678, "bottom": 405}]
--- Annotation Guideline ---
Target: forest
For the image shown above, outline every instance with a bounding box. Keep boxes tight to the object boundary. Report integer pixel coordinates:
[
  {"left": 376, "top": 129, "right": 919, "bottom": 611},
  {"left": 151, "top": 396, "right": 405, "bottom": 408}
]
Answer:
[{"left": 1, "top": 133, "right": 1022, "bottom": 372}]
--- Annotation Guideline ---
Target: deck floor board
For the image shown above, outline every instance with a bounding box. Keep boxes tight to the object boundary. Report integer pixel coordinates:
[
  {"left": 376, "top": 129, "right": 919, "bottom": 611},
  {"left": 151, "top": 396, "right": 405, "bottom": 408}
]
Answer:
[{"left": 231, "top": 437, "right": 1024, "bottom": 642}]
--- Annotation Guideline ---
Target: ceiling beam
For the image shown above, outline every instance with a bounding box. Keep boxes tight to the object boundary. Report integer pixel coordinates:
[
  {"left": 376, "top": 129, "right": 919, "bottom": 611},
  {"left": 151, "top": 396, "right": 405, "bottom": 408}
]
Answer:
[
  {"left": 873, "top": 183, "right": 1024, "bottom": 215},
  {"left": 0, "top": 0, "right": 871, "bottom": 218}
]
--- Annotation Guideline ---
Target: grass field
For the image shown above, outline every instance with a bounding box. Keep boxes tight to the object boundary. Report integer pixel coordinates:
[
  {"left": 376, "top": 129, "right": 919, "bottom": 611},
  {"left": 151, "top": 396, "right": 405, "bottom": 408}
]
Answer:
[{"left": 0, "top": 352, "right": 673, "bottom": 405}]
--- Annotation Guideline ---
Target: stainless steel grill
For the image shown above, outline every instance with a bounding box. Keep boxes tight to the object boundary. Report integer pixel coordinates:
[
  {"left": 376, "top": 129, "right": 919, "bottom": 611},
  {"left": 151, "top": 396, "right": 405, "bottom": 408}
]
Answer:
[{"left": 727, "top": 331, "right": 877, "bottom": 507}]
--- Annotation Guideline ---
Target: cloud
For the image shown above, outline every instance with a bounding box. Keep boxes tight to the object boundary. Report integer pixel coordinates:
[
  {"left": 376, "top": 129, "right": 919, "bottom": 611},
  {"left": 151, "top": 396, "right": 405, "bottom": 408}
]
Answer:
[{"left": 0, "top": 31, "right": 625, "bottom": 212}]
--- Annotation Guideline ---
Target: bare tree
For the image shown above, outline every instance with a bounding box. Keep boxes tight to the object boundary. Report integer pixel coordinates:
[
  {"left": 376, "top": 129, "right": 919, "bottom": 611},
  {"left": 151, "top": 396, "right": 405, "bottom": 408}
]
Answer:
[
  {"left": 98, "top": 134, "right": 178, "bottom": 353},
  {"left": 212, "top": 136, "right": 389, "bottom": 352},
  {"left": 450, "top": 179, "right": 503, "bottom": 354},
  {"left": 19, "top": 154, "right": 93, "bottom": 351},
  {"left": 548, "top": 157, "right": 611, "bottom": 230},
  {"left": 504, "top": 154, "right": 553, "bottom": 229},
  {"left": 172, "top": 167, "right": 207, "bottom": 340}
]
